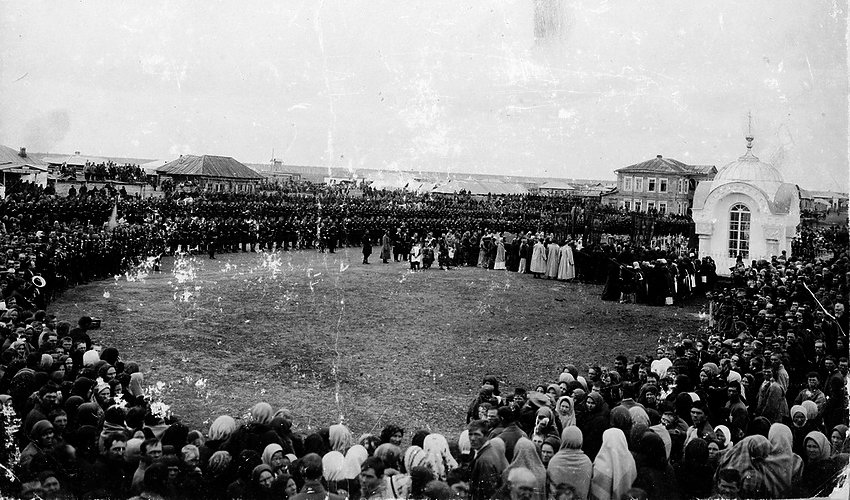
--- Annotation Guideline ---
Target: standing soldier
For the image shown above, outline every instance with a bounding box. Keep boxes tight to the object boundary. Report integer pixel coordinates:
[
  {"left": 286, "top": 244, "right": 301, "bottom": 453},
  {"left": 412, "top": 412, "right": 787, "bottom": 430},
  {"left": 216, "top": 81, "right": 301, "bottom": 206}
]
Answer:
[
  {"left": 328, "top": 221, "right": 338, "bottom": 254},
  {"left": 362, "top": 229, "right": 372, "bottom": 264},
  {"left": 206, "top": 219, "right": 218, "bottom": 259}
]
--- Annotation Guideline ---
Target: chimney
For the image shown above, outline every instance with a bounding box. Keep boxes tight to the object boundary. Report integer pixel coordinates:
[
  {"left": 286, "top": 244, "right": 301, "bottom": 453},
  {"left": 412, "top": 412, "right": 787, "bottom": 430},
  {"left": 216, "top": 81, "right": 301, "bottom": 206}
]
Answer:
[
  {"left": 18, "top": 147, "right": 26, "bottom": 158},
  {"left": 656, "top": 155, "right": 662, "bottom": 159}
]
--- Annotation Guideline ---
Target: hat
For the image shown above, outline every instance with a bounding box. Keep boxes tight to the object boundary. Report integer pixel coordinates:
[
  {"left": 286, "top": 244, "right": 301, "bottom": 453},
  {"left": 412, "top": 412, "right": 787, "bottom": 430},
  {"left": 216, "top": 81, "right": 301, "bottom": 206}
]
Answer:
[{"left": 30, "top": 419, "right": 54, "bottom": 439}]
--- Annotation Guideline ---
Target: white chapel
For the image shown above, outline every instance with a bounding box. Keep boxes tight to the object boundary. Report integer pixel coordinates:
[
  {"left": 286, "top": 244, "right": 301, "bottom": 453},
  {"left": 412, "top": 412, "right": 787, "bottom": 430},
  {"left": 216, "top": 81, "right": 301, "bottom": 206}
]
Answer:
[{"left": 691, "top": 134, "right": 800, "bottom": 275}]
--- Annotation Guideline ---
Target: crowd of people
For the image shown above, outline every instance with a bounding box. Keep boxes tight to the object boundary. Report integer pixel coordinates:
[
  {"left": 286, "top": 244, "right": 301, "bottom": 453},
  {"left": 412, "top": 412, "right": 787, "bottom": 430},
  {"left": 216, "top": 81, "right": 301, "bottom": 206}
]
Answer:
[
  {"left": 0, "top": 242, "right": 847, "bottom": 498},
  {"left": 0, "top": 179, "right": 702, "bottom": 311},
  {"left": 80, "top": 162, "right": 147, "bottom": 185},
  {"left": 0, "top": 178, "right": 847, "bottom": 499}
]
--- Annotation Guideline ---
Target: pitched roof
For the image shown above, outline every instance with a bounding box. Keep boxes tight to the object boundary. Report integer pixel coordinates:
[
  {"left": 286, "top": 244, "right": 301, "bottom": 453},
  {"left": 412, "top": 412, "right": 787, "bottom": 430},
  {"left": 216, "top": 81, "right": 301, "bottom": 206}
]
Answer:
[
  {"left": 540, "top": 180, "right": 576, "bottom": 190},
  {"left": 0, "top": 145, "right": 47, "bottom": 171},
  {"left": 41, "top": 153, "right": 108, "bottom": 166},
  {"left": 616, "top": 155, "right": 715, "bottom": 176},
  {"left": 157, "top": 155, "right": 264, "bottom": 179},
  {"left": 687, "top": 164, "right": 717, "bottom": 175}
]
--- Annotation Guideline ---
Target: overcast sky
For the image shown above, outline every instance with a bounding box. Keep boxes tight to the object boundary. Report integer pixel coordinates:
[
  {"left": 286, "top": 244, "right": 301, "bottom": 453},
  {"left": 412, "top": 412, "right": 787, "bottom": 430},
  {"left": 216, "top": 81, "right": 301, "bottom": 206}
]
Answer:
[{"left": 0, "top": 1, "right": 847, "bottom": 190}]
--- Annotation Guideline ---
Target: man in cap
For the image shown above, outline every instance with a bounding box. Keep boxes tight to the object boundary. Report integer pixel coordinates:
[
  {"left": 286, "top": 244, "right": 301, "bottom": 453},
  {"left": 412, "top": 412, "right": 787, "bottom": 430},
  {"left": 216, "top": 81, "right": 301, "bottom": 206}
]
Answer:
[{"left": 468, "top": 419, "right": 507, "bottom": 500}]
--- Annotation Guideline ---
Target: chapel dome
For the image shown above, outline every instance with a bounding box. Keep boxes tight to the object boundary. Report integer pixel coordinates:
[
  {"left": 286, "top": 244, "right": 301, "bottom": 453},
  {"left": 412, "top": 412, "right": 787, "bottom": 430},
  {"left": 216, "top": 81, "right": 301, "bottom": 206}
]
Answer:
[{"left": 714, "top": 136, "right": 784, "bottom": 192}]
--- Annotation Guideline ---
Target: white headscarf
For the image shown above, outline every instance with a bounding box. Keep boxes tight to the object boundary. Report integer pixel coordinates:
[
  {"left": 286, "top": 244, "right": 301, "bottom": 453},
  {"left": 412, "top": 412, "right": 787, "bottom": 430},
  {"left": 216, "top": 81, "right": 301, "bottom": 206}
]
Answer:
[
  {"left": 422, "top": 433, "right": 458, "bottom": 481},
  {"left": 590, "top": 428, "right": 637, "bottom": 500},
  {"left": 343, "top": 444, "right": 369, "bottom": 480},
  {"left": 322, "top": 450, "right": 347, "bottom": 482},
  {"left": 458, "top": 429, "right": 471, "bottom": 455}
]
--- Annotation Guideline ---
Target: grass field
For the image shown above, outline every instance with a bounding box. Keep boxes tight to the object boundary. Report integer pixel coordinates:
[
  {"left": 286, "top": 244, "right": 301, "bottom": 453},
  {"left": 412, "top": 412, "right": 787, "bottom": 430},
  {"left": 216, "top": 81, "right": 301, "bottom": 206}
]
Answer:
[{"left": 50, "top": 247, "right": 705, "bottom": 437}]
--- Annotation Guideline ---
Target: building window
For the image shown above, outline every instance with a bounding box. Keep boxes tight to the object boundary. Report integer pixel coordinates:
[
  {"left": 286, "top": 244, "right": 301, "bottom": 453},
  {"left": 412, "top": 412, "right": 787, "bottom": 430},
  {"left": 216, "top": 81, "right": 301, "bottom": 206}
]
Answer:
[
  {"left": 634, "top": 200, "right": 642, "bottom": 212},
  {"left": 623, "top": 176, "right": 632, "bottom": 192},
  {"left": 634, "top": 177, "right": 643, "bottom": 192},
  {"left": 647, "top": 200, "right": 656, "bottom": 212},
  {"left": 658, "top": 201, "right": 667, "bottom": 214},
  {"left": 728, "top": 203, "right": 751, "bottom": 260},
  {"left": 648, "top": 178, "right": 656, "bottom": 192},
  {"left": 623, "top": 200, "right": 631, "bottom": 211},
  {"left": 659, "top": 178, "right": 668, "bottom": 193},
  {"left": 678, "top": 178, "right": 687, "bottom": 194}
]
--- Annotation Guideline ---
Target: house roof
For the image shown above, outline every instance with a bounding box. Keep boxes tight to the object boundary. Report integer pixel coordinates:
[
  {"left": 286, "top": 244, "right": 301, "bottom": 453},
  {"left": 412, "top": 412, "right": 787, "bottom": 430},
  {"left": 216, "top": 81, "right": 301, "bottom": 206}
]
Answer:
[
  {"left": 808, "top": 190, "right": 848, "bottom": 200},
  {"left": 41, "top": 153, "right": 109, "bottom": 166},
  {"left": 157, "top": 155, "right": 264, "bottom": 180},
  {"left": 540, "top": 180, "right": 576, "bottom": 190},
  {"left": 688, "top": 164, "right": 717, "bottom": 175},
  {"left": 616, "top": 155, "right": 715, "bottom": 176},
  {"left": 0, "top": 145, "right": 48, "bottom": 171}
]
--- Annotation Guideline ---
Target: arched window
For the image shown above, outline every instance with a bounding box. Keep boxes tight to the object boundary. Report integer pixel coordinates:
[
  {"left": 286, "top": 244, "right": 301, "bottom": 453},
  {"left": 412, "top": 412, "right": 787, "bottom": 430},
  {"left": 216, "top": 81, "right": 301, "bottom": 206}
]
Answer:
[{"left": 728, "top": 203, "right": 751, "bottom": 259}]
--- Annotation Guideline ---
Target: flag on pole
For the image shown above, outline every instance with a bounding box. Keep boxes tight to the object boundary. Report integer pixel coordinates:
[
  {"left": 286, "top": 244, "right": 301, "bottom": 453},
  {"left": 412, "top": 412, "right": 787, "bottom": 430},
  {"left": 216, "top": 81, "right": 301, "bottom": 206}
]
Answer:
[{"left": 107, "top": 199, "right": 118, "bottom": 230}]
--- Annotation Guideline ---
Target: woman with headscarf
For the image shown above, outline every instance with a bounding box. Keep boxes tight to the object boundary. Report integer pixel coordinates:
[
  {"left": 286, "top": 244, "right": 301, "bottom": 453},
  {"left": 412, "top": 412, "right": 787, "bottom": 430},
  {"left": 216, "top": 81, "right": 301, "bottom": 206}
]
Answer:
[
  {"left": 374, "top": 443, "right": 403, "bottom": 474},
  {"left": 674, "top": 438, "right": 713, "bottom": 500},
  {"left": 262, "top": 443, "right": 286, "bottom": 478},
  {"left": 379, "top": 424, "right": 405, "bottom": 446},
  {"left": 713, "top": 424, "right": 732, "bottom": 451},
  {"left": 547, "top": 426, "right": 592, "bottom": 500},
  {"left": 422, "top": 433, "right": 457, "bottom": 481},
  {"left": 647, "top": 418, "right": 672, "bottom": 462},
  {"left": 533, "top": 406, "right": 561, "bottom": 444},
  {"left": 322, "top": 450, "right": 348, "bottom": 494},
  {"left": 830, "top": 424, "right": 849, "bottom": 457},
  {"left": 768, "top": 423, "right": 803, "bottom": 485},
  {"left": 546, "top": 384, "right": 562, "bottom": 403},
  {"left": 358, "top": 433, "right": 381, "bottom": 456},
  {"left": 456, "top": 429, "right": 472, "bottom": 466},
  {"left": 578, "top": 391, "right": 609, "bottom": 462},
  {"left": 91, "top": 380, "right": 112, "bottom": 410},
  {"left": 248, "top": 463, "right": 278, "bottom": 500},
  {"left": 343, "top": 444, "right": 368, "bottom": 499},
  {"left": 207, "top": 415, "right": 238, "bottom": 449},
  {"left": 76, "top": 401, "right": 103, "bottom": 428},
  {"left": 632, "top": 430, "right": 680, "bottom": 500},
  {"left": 502, "top": 437, "right": 546, "bottom": 500},
  {"left": 555, "top": 396, "right": 576, "bottom": 430},
  {"left": 403, "top": 445, "right": 429, "bottom": 473},
  {"left": 537, "top": 435, "right": 557, "bottom": 468},
  {"left": 329, "top": 423, "right": 354, "bottom": 454},
  {"left": 715, "top": 434, "right": 795, "bottom": 498},
  {"left": 589, "top": 428, "right": 636, "bottom": 500},
  {"left": 797, "top": 430, "right": 848, "bottom": 497},
  {"left": 125, "top": 371, "right": 145, "bottom": 406}
]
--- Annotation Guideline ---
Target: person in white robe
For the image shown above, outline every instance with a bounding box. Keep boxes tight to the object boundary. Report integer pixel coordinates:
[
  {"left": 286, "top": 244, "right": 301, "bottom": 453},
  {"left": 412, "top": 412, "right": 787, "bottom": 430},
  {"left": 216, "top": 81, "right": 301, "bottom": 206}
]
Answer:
[
  {"left": 530, "top": 238, "right": 547, "bottom": 278},
  {"left": 557, "top": 241, "right": 576, "bottom": 280},
  {"left": 494, "top": 238, "right": 507, "bottom": 270},
  {"left": 546, "top": 240, "right": 560, "bottom": 279}
]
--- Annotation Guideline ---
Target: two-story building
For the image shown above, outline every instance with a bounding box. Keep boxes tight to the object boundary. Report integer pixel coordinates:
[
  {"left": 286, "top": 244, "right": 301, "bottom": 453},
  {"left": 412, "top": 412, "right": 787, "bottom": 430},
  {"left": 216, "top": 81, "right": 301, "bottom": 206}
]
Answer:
[{"left": 605, "top": 155, "right": 716, "bottom": 215}]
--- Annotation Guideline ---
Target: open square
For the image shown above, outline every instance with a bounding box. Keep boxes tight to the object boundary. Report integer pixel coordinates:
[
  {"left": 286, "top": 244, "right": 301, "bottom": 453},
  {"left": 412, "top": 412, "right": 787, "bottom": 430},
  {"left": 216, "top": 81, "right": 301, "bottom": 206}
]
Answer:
[{"left": 49, "top": 249, "right": 702, "bottom": 435}]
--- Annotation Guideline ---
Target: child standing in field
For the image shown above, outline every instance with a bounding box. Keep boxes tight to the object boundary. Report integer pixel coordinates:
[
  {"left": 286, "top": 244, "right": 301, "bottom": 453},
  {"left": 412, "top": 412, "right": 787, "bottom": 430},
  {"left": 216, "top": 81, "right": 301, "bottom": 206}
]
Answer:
[{"left": 410, "top": 241, "right": 422, "bottom": 271}]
